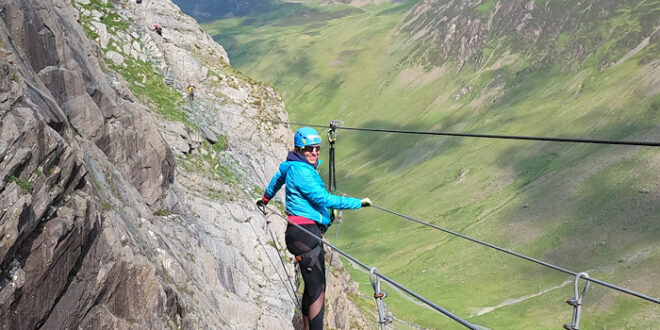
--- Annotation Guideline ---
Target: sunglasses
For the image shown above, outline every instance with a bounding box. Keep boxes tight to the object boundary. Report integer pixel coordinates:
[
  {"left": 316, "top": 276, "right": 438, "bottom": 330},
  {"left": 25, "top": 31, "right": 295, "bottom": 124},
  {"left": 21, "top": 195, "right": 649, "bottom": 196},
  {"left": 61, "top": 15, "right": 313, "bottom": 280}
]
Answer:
[{"left": 302, "top": 145, "right": 321, "bottom": 152}]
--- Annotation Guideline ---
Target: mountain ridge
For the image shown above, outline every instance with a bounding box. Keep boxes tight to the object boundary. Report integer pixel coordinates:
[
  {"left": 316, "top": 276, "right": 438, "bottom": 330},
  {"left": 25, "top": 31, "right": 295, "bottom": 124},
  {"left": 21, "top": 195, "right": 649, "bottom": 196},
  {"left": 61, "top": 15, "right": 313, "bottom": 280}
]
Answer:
[{"left": 396, "top": 0, "right": 660, "bottom": 70}]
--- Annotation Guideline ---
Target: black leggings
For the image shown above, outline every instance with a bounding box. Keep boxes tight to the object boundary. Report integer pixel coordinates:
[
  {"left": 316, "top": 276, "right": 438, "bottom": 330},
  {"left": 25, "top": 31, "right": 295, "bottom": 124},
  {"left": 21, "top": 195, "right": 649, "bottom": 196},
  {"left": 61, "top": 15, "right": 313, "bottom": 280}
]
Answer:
[{"left": 286, "top": 224, "right": 325, "bottom": 329}]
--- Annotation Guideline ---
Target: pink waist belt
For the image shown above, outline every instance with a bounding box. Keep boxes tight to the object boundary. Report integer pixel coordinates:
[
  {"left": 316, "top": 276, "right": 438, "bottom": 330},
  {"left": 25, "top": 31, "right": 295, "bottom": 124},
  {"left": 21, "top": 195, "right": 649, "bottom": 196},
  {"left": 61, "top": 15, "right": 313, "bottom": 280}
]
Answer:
[{"left": 288, "top": 215, "right": 316, "bottom": 225}]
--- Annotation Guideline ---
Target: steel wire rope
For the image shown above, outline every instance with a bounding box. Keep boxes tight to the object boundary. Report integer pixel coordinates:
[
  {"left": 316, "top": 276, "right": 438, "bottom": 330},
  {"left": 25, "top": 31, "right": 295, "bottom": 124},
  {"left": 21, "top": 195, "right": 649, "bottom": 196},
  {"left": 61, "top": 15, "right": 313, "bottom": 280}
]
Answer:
[
  {"left": 334, "top": 190, "right": 660, "bottom": 305},
  {"left": 327, "top": 219, "right": 341, "bottom": 272},
  {"left": 220, "top": 111, "right": 659, "bottom": 302},
  {"left": 259, "top": 205, "right": 480, "bottom": 330},
  {"left": 246, "top": 214, "right": 302, "bottom": 314},
  {"left": 333, "top": 125, "right": 660, "bottom": 147},
  {"left": 264, "top": 216, "right": 303, "bottom": 311},
  {"left": 220, "top": 112, "right": 660, "bottom": 147}
]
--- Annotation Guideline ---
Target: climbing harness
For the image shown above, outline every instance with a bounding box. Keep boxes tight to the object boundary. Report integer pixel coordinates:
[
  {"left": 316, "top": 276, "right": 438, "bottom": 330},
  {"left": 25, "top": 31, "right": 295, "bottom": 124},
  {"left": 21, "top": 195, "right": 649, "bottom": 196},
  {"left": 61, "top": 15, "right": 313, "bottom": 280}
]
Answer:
[
  {"left": 370, "top": 267, "right": 394, "bottom": 329},
  {"left": 563, "top": 272, "right": 591, "bottom": 330},
  {"left": 294, "top": 243, "right": 323, "bottom": 273}
]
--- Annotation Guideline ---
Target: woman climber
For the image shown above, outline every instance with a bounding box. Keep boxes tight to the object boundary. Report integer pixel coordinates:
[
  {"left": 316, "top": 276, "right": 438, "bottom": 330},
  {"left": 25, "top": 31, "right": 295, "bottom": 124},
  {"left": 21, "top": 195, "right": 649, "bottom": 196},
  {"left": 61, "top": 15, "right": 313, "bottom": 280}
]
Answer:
[{"left": 256, "top": 127, "right": 371, "bottom": 330}]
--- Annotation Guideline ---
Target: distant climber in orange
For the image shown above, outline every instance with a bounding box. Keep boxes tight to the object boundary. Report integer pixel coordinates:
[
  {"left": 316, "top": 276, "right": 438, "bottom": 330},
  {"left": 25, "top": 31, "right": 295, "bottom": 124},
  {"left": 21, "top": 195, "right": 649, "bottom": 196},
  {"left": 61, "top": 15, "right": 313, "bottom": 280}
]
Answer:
[{"left": 187, "top": 81, "right": 196, "bottom": 106}]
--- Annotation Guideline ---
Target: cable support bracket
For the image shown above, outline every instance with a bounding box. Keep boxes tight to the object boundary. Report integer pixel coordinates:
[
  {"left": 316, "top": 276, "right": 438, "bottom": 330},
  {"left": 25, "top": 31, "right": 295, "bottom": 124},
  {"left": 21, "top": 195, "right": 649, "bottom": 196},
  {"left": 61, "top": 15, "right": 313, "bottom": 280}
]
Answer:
[
  {"left": 563, "top": 272, "right": 590, "bottom": 330},
  {"left": 370, "top": 267, "right": 394, "bottom": 329},
  {"left": 327, "top": 119, "right": 344, "bottom": 144}
]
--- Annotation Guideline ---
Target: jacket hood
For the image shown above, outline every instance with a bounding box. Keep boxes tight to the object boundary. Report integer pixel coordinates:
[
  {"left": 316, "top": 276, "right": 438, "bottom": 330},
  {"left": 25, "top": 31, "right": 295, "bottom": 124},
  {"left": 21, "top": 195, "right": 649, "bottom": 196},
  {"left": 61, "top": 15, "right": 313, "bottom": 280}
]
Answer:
[{"left": 286, "top": 151, "right": 322, "bottom": 169}]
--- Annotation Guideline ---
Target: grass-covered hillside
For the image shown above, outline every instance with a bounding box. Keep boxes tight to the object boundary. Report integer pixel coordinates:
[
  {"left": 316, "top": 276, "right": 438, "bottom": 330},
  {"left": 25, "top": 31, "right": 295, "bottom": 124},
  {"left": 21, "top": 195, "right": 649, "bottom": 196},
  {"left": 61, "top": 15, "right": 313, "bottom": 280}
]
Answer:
[
  {"left": 174, "top": 0, "right": 277, "bottom": 22},
  {"left": 189, "top": 0, "right": 660, "bottom": 328}
]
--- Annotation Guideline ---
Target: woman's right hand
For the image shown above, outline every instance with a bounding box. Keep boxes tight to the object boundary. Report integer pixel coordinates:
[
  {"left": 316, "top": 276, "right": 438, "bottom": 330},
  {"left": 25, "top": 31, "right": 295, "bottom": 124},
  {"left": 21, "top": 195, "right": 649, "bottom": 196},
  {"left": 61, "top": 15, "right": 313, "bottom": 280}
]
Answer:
[{"left": 255, "top": 196, "right": 269, "bottom": 207}]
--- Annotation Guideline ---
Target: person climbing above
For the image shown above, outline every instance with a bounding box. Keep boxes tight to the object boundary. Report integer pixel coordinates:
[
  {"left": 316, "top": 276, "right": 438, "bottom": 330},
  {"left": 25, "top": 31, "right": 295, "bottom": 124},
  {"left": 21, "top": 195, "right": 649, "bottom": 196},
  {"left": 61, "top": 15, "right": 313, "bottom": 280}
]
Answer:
[
  {"left": 187, "top": 81, "right": 196, "bottom": 106},
  {"left": 153, "top": 24, "right": 162, "bottom": 36},
  {"left": 256, "top": 127, "right": 372, "bottom": 330},
  {"left": 136, "top": 0, "right": 142, "bottom": 4}
]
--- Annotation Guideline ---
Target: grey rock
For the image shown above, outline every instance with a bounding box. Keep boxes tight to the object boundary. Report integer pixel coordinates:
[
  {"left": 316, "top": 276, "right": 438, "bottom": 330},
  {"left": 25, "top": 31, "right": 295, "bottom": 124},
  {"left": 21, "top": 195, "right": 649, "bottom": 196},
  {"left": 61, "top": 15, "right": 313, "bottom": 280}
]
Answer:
[
  {"left": 122, "top": 43, "right": 132, "bottom": 57},
  {"left": 106, "top": 50, "right": 125, "bottom": 65},
  {"left": 90, "top": 21, "right": 110, "bottom": 49},
  {"left": 199, "top": 126, "right": 218, "bottom": 144}
]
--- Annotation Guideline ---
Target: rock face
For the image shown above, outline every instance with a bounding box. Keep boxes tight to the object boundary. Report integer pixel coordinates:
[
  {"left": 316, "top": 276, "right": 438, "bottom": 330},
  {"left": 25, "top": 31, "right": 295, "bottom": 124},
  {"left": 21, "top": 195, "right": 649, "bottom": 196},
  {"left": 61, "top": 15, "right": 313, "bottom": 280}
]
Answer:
[
  {"left": 0, "top": 0, "right": 369, "bottom": 328},
  {"left": 0, "top": 0, "right": 176, "bottom": 326}
]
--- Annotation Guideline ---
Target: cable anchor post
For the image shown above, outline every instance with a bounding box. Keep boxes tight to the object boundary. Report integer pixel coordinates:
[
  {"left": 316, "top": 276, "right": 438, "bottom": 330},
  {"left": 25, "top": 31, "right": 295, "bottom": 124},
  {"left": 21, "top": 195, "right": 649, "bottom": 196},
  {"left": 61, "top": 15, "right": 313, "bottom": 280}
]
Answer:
[
  {"left": 563, "top": 272, "right": 590, "bottom": 330},
  {"left": 370, "top": 267, "right": 393, "bottom": 329}
]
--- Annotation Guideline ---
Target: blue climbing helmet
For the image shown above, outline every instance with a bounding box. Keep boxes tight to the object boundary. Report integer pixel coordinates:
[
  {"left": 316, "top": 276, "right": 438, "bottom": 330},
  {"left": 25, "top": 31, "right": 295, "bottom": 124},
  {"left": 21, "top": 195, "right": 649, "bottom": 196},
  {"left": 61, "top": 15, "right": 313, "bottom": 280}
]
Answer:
[{"left": 294, "top": 127, "right": 322, "bottom": 147}]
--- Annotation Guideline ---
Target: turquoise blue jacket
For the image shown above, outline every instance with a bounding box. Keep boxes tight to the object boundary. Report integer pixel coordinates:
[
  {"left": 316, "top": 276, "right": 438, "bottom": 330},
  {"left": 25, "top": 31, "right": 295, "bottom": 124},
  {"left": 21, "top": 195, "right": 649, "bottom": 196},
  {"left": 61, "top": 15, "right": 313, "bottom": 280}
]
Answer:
[{"left": 264, "top": 151, "right": 361, "bottom": 225}]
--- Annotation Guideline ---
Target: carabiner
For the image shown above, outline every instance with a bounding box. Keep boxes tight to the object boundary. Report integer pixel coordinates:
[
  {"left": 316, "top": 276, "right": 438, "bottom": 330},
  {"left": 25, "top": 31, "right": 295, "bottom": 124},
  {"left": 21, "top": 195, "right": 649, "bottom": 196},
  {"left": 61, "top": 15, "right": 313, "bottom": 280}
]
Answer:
[{"left": 563, "top": 272, "right": 590, "bottom": 330}]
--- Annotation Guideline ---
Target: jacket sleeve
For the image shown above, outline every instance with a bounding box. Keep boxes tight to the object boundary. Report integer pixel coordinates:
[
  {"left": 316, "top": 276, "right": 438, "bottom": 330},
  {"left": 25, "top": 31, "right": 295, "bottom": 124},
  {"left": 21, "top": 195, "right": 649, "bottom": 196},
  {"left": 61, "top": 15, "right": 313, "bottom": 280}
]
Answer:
[
  {"left": 264, "top": 167, "right": 286, "bottom": 200},
  {"left": 295, "top": 166, "right": 361, "bottom": 209}
]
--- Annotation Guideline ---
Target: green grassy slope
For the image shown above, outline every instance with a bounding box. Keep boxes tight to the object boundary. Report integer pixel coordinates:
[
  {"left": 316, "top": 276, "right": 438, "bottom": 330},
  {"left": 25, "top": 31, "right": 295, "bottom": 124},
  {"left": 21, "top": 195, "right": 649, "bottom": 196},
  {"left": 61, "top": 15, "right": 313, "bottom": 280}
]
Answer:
[{"left": 200, "top": 0, "right": 660, "bottom": 328}]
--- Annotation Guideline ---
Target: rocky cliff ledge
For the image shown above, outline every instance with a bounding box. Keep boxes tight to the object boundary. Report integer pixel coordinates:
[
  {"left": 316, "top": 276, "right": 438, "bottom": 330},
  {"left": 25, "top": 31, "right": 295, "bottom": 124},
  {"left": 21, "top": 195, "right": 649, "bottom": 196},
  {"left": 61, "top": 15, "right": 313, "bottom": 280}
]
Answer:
[{"left": 0, "top": 0, "right": 370, "bottom": 328}]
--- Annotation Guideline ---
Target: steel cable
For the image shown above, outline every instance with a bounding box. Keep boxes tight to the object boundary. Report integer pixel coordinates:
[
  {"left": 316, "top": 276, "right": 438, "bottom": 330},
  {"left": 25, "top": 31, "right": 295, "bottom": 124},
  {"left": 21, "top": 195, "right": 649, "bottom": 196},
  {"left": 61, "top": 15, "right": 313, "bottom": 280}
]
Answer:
[
  {"left": 334, "top": 125, "right": 660, "bottom": 147},
  {"left": 260, "top": 205, "right": 480, "bottom": 330},
  {"left": 221, "top": 111, "right": 659, "bottom": 309},
  {"left": 264, "top": 217, "right": 302, "bottom": 310},
  {"left": 333, "top": 189, "right": 660, "bottom": 305},
  {"left": 221, "top": 113, "right": 660, "bottom": 147},
  {"left": 247, "top": 215, "right": 302, "bottom": 314}
]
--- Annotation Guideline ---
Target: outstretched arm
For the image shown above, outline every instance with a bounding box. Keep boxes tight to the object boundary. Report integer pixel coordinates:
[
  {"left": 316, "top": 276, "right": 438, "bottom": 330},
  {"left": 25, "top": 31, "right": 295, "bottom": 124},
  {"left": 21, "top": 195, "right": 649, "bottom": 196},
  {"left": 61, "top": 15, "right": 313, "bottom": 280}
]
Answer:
[{"left": 296, "top": 168, "right": 361, "bottom": 209}]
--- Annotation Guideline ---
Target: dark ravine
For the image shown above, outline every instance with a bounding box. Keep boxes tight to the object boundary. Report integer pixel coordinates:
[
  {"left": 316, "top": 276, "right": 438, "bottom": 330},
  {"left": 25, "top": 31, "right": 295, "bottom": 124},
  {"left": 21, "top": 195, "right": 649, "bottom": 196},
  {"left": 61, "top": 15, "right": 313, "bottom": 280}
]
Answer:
[{"left": 0, "top": 0, "right": 373, "bottom": 328}]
